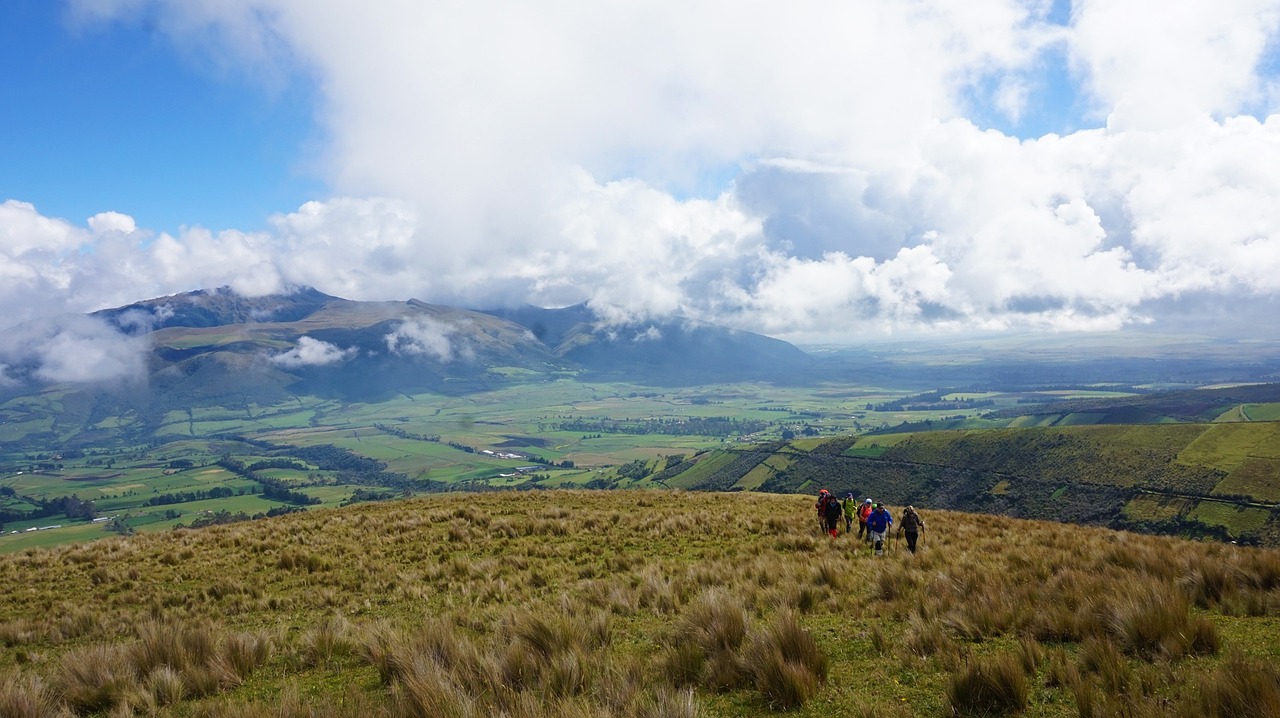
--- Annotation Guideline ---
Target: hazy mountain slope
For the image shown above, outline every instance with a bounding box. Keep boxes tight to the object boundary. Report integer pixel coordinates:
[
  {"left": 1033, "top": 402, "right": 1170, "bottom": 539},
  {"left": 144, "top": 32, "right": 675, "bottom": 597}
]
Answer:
[
  {"left": 984, "top": 383, "right": 1280, "bottom": 424},
  {"left": 0, "top": 289, "right": 824, "bottom": 448},
  {"left": 480, "top": 304, "right": 815, "bottom": 383}
]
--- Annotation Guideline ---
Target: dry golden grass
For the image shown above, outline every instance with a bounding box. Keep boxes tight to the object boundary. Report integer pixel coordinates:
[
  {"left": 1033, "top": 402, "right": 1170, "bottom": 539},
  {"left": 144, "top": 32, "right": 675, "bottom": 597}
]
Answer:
[{"left": 0, "top": 489, "right": 1276, "bottom": 715}]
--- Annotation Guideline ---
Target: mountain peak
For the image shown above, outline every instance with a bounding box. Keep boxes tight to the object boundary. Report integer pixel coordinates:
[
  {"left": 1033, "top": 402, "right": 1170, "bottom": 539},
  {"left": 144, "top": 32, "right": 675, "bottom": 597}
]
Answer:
[{"left": 94, "top": 285, "right": 341, "bottom": 333}]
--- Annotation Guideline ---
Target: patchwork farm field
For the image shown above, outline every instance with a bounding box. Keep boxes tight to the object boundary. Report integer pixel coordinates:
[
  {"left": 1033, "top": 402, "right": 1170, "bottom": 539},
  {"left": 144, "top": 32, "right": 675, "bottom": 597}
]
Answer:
[{"left": 2, "top": 380, "right": 1279, "bottom": 553}]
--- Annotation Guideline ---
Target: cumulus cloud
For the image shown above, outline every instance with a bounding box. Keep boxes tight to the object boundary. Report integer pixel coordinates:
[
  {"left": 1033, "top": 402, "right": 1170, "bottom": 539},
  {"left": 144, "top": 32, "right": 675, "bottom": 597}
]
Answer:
[
  {"left": 0, "top": 315, "right": 149, "bottom": 385},
  {"left": 385, "top": 317, "right": 465, "bottom": 363},
  {"left": 0, "top": 0, "right": 1271, "bottom": 345},
  {"left": 271, "top": 336, "right": 355, "bottom": 368}
]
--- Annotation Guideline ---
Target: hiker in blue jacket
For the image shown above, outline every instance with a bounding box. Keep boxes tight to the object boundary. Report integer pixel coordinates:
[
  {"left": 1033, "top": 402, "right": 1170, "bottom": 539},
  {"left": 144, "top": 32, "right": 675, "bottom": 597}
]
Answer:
[{"left": 866, "top": 503, "right": 893, "bottom": 556}]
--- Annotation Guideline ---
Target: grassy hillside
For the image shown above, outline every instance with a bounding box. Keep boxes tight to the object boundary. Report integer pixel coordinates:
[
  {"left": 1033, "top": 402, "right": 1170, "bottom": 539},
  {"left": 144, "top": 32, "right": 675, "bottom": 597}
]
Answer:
[
  {"left": 979, "top": 383, "right": 1280, "bottom": 426},
  {"left": 1, "top": 490, "right": 1279, "bottom": 716},
  {"left": 668, "top": 423, "right": 1280, "bottom": 546}
]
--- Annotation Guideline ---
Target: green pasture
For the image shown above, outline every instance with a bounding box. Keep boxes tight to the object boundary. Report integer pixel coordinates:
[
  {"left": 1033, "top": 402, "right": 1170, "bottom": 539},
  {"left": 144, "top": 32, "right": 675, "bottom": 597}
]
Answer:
[
  {"left": 1036, "top": 390, "right": 1138, "bottom": 399},
  {"left": 0, "top": 417, "right": 54, "bottom": 442},
  {"left": 1242, "top": 404, "right": 1280, "bottom": 421},
  {"left": 1177, "top": 422, "right": 1280, "bottom": 472},
  {"left": 786, "top": 437, "right": 828, "bottom": 451},
  {"left": 299, "top": 485, "right": 366, "bottom": 507},
  {"left": 1007, "top": 414, "right": 1060, "bottom": 428},
  {"left": 665, "top": 451, "right": 738, "bottom": 489},
  {"left": 940, "top": 392, "right": 1000, "bottom": 400},
  {"left": 0, "top": 521, "right": 109, "bottom": 552},
  {"left": 1214, "top": 405, "right": 1252, "bottom": 423},
  {"left": 1213, "top": 458, "right": 1280, "bottom": 503},
  {"left": 1187, "top": 500, "right": 1272, "bottom": 536},
  {"left": 1056, "top": 412, "right": 1109, "bottom": 426},
  {"left": 1123, "top": 494, "right": 1193, "bottom": 522},
  {"left": 736, "top": 454, "right": 791, "bottom": 490},
  {"left": 126, "top": 493, "right": 294, "bottom": 532}
]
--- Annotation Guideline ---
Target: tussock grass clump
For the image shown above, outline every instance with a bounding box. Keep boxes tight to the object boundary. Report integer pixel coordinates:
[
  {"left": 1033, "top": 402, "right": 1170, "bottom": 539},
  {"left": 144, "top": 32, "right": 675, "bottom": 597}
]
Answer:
[
  {"left": 299, "top": 613, "right": 357, "bottom": 668},
  {"left": 946, "top": 653, "right": 1029, "bottom": 717},
  {"left": 659, "top": 591, "right": 825, "bottom": 708},
  {"left": 742, "top": 611, "right": 828, "bottom": 709},
  {"left": 902, "top": 614, "right": 954, "bottom": 658},
  {"left": 57, "top": 644, "right": 138, "bottom": 714},
  {"left": 660, "top": 588, "right": 749, "bottom": 691},
  {"left": 1181, "top": 556, "right": 1238, "bottom": 608},
  {"left": 1100, "top": 583, "right": 1218, "bottom": 659},
  {"left": 1182, "top": 651, "right": 1280, "bottom": 717},
  {"left": 390, "top": 651, "right": 477, "bottom": 718},
  {"left": 1077, "top": 637, "right": 1130, "bottom": 695},
  {"left": 147, "top": 664, "right": 186, "bottom": 706},
  {"left": 0, "top": 672, "right": 71, "bottom": 718}
]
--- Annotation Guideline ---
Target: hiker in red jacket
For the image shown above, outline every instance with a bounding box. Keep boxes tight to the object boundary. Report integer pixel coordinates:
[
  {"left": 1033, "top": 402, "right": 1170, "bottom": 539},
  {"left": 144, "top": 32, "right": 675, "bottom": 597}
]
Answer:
[{"left": 815, "top": 489, "right": 831, "bottom": 533}]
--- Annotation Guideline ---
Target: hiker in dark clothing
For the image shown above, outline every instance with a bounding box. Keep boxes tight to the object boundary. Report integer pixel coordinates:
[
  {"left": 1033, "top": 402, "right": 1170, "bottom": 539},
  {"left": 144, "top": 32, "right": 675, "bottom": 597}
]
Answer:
[
  {"left": 822, "top": 492, "right": 843, "bottom": 537},
  {"left": 899, "top": 505, "right": 925, "bottom": 553}
]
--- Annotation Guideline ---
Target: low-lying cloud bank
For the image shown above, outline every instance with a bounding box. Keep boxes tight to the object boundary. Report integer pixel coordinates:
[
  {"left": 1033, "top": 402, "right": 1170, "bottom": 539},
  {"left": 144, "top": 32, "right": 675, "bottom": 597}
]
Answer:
[
  {"left": 0, "top": 0, "right": 1275, "bottom": 368},
  {"left": 5, "top": 114, "right": 1279, "bottom": 347}
]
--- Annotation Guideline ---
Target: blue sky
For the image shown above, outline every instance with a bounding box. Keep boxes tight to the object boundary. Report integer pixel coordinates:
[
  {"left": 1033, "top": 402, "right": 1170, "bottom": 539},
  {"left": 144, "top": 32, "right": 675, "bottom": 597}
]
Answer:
[
  {"left": 0, "top": 0, "right": 321, "bottom": 233},
  {"left": 1, "top": 0, "right": 1280, "bottom": 366}
]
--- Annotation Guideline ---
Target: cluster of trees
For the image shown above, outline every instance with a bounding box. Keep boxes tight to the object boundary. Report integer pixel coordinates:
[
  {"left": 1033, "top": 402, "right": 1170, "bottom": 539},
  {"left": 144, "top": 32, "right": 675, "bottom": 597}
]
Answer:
[
  {"left": 341, "top": 488, "right": 399, "bottom": 506},
  {"left": 216, "top": 456, "right": 320, "bottom": 506},
  {"left": 246, "top": 459, "right": 309, "bottom": 472},
  {"left": 261, "top": 483, "right": 321, "bottom": 506},
  {"left": 0, "top": 493, "right": 98, "bottom": 526},
  {"left": 615, "top": 460, "right": 650, "bottom": 480},
  {"left": 146, "top": 486, "right": 237, "bottom": 506},
  {"left": 177, "top": 505, "right": 308, "bottom": 530},
  {"left": 866, "top": 389, "right": 995, "bottom": 412},
  {"left": 780, "top": 425, "right": 819, "bottom": 440},
  {"left": 517, "top": 453, "right": 574, "bottom": 469},
  {"left": 286, "top": 444, "right": 388, "bottom": 475},
  {"left": 556, "top": 416, "right": 770, "bottom": 437},
  {"left": 374, "top": 423, "right": 441, "bottom": 442}
]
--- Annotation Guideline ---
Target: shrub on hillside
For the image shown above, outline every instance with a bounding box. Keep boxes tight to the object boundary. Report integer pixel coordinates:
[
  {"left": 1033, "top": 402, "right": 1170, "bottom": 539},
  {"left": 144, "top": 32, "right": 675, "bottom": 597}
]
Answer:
[
  {"left": 742, "top": 611, "right": 828, "bottom": 709},
  {"left": 1101, "top": 583, "right": 1218, "bottom": 660},
  {"left": 57, "top": 644, "right": 138, "bottom": 714},
  {"left": 0, "top": 673, "right": 71, "bottom": 718},
  {"left": 1181, "top": 651, "right": 1280, "bottom": 717},
  {"left": 946, "top": 654, "right": 1028, "bottom": 716}
]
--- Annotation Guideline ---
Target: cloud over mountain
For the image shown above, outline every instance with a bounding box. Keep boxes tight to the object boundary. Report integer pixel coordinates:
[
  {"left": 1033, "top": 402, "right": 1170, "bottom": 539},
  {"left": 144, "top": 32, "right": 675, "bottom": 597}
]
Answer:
[
  {"left": 271, "top": 336, "right": 355, "bottom": 368},
  {"left": 3, "top": 0, "right": 1278, "bottom": 343}
]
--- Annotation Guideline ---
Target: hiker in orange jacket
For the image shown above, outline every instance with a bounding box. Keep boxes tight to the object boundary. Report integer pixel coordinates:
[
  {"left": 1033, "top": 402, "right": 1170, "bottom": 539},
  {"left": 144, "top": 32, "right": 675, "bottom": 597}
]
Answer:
[{"left": 856, "top": 498, "right": 873, "bottom": 542}]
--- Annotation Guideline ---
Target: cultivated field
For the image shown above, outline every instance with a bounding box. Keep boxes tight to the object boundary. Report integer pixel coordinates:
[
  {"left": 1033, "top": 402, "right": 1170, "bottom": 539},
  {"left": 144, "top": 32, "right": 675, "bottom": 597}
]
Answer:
[{"left": 4, "top": 381, "right": 1279, "bottom": 553}]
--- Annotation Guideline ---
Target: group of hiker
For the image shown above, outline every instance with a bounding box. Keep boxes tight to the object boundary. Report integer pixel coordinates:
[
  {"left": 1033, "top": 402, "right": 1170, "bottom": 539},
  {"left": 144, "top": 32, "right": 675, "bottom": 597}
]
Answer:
[{"left": 814, "top": 489, "right": 925, "bottom": 556}]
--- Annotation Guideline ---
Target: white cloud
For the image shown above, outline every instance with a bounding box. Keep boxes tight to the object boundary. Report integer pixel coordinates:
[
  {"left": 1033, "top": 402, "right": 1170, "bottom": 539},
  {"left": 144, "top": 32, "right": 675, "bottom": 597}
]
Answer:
[
  {"left": 1071, "top": 0, "right": 1280, "bottom": 129},
  {"left": 0, "top": 0, "right": 1271, "bottom": 345},
  {"left": 271, "top": 336, "right": 355, "bottom": 368},
  {"left": 0, "top": 315, "right": 149, "bottom": 385},
  {"left": 87, "top": 211, "right": 137, "bottom": 235},
  {"left": 384, "top": 317, "right": 464, "bottom": 362}
]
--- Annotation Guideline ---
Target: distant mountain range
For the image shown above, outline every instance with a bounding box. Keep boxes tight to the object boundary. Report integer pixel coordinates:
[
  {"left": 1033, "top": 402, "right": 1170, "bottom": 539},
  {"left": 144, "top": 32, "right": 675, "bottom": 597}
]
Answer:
[{"left": 85, "top": 286, "right": 815, "bottom": 404}]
